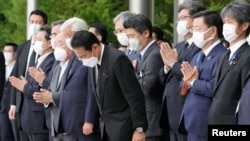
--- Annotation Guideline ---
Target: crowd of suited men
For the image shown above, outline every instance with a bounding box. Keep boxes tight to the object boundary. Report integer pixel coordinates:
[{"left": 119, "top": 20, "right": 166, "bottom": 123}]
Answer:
[{"left": 1, "top": 0, "right": 250, "bottom": 141}]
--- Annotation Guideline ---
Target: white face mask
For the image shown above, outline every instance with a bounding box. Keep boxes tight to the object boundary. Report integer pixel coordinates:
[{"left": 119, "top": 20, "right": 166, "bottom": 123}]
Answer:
[
  {"left": 33, "top": 41, "right": 44, "bottom": 55},
  {"left": 81, "top": 56, "right": 99, "bottom": 68},
  {"left": 54, "top": 47, "right": 67, "bottom": 61},
  {"left": 192, "top": 28, "right": 214, "bottom": 48},
  {"left": 65, "top": 38, "right": 73, "bottom": 50},
  {"left": 129, "top": 38, "right": 141, "bottom": 51},
  {"left": 116, "top": 33, "right": 129, "bottom": 46},
  {"left": 51, "top": 38, "right": 56, "bottom": 49},
  {"left": 29, "top": 24, "right": 41, "bottom": 36},
  {"left": 223, "top": 24, "right": 238, "bottom": 43},
  {"left": 177, "top": 20, "right": 189, "bottom": 37},
  {"left": 3, "top": 52, "right": 13, "bottom": 62}
]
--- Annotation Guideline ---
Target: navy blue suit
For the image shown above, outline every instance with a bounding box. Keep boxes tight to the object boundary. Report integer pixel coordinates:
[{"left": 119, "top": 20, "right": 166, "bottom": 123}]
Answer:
[
  {"left": 0, "top": 80, "right": 16, "bottom": 141},
  {"left": 159, "top": 41, "right": 200, "bottom": 141},
  {"left": 59, "top": 55, "right": 101, "bottom": 140},
  {"left": 179, "top": 42, "right": 226, "bottom": 141},
  {"left": 21, "top": 53, "right": 55, "bottom": 137}
]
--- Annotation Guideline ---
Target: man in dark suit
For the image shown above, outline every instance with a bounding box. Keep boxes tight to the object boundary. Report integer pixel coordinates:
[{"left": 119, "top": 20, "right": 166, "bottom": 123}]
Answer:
[
  {"left": 123, "top": 14, "right": 167, "bottom": 141},
  {"left": 0, "top": 43, "right": 18, "bottom": 141},
  {"left": 0, "top": 51, "right": 5, "bottom": 141},
  {"left": 33, "top": 31, "right": 101, "bottom": 141},
  {"left": 8, "top": 9, "right": 48, "bottom": 141},
  {"left": 178, "top": 10, "right": 226, "bottom": 141},
  {"left": 208, "top": 1, "right": 250, "bottom": 125},
  {"left": 9, "top": 26, "right": 55, "bottom": 141},
  {"left": 71, "top": 30, "right": 148, "bottom": 141},
  {"left": 158, "top": 1, "right": 205, "bottom": 141},
  {"left": 0, "top": 51, "right": 5, "bottom": 109},
  {"left": 237, "top": 70, "right": 250, "bottom": 124}
]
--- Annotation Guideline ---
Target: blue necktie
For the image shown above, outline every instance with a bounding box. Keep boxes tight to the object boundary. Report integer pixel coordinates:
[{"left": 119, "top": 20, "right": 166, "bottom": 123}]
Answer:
[{"left": 137, "top": 54, "right": 142, "bottom": 64}]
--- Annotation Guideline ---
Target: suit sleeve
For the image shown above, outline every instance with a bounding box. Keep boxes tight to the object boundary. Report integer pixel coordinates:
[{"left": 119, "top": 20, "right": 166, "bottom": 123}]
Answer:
[
  {"left": 84, "top": 71, "right": 99, "bottom": 124},
  {"left": 23, "top": 60, "right": 53, "bottom": 98},
  {"left": 0, "top": 52, "right": 5, "bottom": 103},
  {"left": 137, "top": 52, "right": 164, "bottom": 96},
  {"left": 115, "top": 55, "right": 148, "bottom": 131},
  {"left": 171, "top": 61, "right": 184, "bottom": 78}
]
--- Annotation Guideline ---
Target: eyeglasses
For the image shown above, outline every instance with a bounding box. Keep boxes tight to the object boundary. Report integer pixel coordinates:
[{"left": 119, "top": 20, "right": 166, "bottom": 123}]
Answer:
[
  {"left": 177, "top": 16, "right": 191, "bottom": 22},
  {"left": 113, "top": 29, "right": 125, "bottom": 35}
]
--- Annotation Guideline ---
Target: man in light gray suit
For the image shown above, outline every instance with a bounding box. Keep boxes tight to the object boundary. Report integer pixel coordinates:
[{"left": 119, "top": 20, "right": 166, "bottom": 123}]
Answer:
[{"left": 124, "top": 14, "right": 167, "bottom": 141}]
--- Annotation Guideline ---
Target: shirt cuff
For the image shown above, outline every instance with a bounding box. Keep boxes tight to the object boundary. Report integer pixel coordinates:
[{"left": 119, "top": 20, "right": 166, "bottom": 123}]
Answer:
[
  {"left": 170, "top": 61, "right": 177, "bottom": 68},
  {"left": 44, "top": 103, "right": 49, "bottom": 108},
  {"left": 164, "top": 66, "right": 170, "bottom": 74},
  {"left": 10, "top": 105, "right": 16, "bottom": 109},
  {"left": 190, "top": 79, "right": 196, "bottom": 87}
]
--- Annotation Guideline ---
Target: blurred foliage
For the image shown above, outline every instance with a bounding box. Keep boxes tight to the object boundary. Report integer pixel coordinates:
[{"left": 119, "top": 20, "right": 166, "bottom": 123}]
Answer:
[{"left": 0, "top": 0, "right": 248, "bottom": 50}]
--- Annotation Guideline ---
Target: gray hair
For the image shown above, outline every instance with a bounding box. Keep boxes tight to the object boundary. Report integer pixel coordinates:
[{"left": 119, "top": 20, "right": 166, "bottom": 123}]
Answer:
[
  {"left": 51, "top": 19, "right": 65, "bottom": 27},
  {"left": 113, "top": 11, "right": 135, "bottom": 24},
  {"left": 60, "top": 17, "right": 88, "bottom": 32},
  {"left": 178, "top": 0, "right": 206, "bottom": 16},
  {"left": 221, "top": 0, "right": 250, "bottom": 35}
]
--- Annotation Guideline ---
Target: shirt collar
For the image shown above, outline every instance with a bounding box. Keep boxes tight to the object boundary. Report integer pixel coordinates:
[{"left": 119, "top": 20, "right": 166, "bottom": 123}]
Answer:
[
  {"left": 204, "top": 40, "right": 220, "bottom": 56},
  {"left": 37, "top": 52, "right": 53, "bottom": 66},
  {"left": 98, "top": 43, "right": 105, "bottom": 65},
  {"left": 229, "top": 39, "right": 247, "bottom": 55},
  {"left": 140, "top": 40, "right": 155, "bottom": 57}
]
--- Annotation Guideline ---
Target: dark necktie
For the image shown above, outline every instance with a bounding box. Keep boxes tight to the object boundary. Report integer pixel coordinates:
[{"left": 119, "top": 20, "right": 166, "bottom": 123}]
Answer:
[
  {"left": 28, "top": 50, "right": 36, "bottom": 67},
  {"left": 185, "top": 42, "right": 189, "bottom": 48},
  {"left": 199, "top": 52, "right": 205, "bottom": 63},
  {"left": 137, "top": 54, "right": 142, "bottom": 64},
  {"left": 95, "top": 65, "right": 101, "bottom": 102}
]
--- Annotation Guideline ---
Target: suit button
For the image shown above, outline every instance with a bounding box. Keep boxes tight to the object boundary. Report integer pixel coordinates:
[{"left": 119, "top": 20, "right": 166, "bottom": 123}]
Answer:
[
  {"left": 213, "top": 98, "right": 215, "bottom": 101},
  {"left": 167, "top": 82, "right": 170, "bottom": 85}
]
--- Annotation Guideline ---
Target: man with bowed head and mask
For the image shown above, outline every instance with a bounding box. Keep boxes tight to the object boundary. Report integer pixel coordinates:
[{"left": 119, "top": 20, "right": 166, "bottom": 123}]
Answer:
[
  {"left": 71, "top": 30, "right": 148, "bottom": 141},
  {"left": 178, "top": 10, "right": 226, "bottom": 141},
  {"left": 208, "top": 0, "right": 250, "bottom": 125},
  {"left": 9, "top": 9, "right": 48, "bottom": 141},
  {"left": 9, "top": 25, "right": 55, "bottom": 141},
  {"left": 158, "top": 1, "right": 205, "bottom": 141},
  {"left": 33, "top": 22, "right": 101, "bottom": 140}
]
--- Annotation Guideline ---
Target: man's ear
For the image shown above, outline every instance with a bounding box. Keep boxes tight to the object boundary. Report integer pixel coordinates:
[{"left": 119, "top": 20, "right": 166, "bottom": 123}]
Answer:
[
  {"left": 96, "top": 35, "right": 102, "bottom": 43},
  {"left": 143, "top": 30, "right": 150, "bottom": 38}
]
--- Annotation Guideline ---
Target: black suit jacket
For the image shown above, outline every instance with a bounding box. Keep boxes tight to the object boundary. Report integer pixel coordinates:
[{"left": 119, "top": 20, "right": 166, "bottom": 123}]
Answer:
[
  {"left": 90, "top": 46, "right": 148, "bottom": 141},
  {"left": 208, "top": 42, "right": 250, "bottom": 124},
  {"left": 10, "top": 40, "right": 33, "bottom": 112},
  {"left": 0, "top": 52, "right": 5, "bottom": 105},
  {"left": 159, "top": 41, "right": 200, "bottom": 131}
]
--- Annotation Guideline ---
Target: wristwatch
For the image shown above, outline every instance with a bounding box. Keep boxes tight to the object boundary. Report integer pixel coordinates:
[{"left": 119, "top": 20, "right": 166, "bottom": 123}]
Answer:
[{"left": 136, "top": 127, "right": 144, "bottom": 133}]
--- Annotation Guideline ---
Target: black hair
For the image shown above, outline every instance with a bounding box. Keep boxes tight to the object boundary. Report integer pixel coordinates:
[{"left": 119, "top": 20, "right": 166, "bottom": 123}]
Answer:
[
  {"left": 29, "top": 9, "right": 48, "bottom": 24},
  {"left": 39, "top": 25, "right": 52, "bottom": 40},
  {"left": 124, "top": 14, "right": 152, "bottom": 37},
  {"left": 71, "top": 30, "right": 100, "bottom": 51},
  {"left": 192, "top": 10, "right": 224, "bottom": 39},
  {"left": 5, "top": 42, "right": 18, "bottom": 52},
  {"left": 152, "top": 26, "right": 164, "bottom": 41},
  {"left": 89, "top": 23, "right": 108, "bottom": 45}
]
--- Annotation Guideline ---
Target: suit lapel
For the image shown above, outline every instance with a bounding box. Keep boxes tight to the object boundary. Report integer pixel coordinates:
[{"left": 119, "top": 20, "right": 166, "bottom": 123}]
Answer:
[
  {"left": 214, "top": 43, "right": 248, "bottom": 92},
  {"left": 137, "top": 42, "right": 157, "bottom": 69},
  {"left": 98, "top": 46, "right": 109, "bottom": 107}
]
